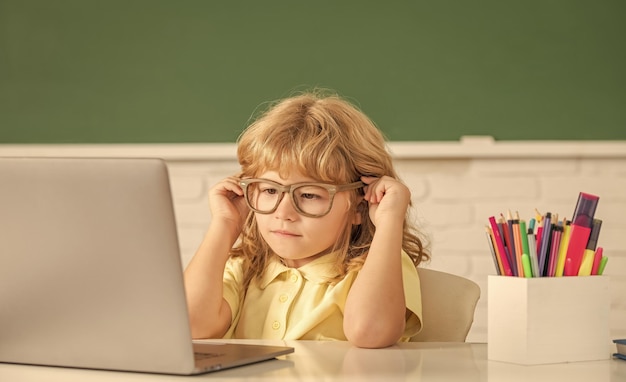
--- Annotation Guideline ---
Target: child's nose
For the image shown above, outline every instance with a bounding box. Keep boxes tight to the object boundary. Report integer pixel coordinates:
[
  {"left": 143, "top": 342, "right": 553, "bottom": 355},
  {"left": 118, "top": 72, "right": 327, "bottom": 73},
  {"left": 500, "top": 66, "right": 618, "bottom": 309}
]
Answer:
[{"left": 274, "top": 193, "right": 298, "bottom": 220}]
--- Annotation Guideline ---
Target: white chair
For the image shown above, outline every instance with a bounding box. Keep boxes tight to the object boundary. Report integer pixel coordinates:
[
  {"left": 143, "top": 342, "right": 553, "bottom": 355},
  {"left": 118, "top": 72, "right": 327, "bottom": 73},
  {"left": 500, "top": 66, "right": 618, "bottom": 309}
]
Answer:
[{"left": 410, "top": 268, "right": 481, "bottom": 342}]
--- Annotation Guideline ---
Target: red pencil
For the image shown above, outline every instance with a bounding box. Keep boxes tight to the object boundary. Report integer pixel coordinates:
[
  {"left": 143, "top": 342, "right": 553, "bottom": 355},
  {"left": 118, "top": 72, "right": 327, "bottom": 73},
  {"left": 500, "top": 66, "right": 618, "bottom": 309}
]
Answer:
[{"left": 591, "top": 247, "right": 604, "bottom": 275}]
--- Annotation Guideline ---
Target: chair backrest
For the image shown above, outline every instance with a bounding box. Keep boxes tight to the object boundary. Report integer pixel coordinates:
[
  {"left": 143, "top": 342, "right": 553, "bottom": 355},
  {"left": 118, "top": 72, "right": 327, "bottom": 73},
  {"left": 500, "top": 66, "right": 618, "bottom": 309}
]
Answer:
[{"left": 410, "top": 268, "right": 481, "bottom": 342}]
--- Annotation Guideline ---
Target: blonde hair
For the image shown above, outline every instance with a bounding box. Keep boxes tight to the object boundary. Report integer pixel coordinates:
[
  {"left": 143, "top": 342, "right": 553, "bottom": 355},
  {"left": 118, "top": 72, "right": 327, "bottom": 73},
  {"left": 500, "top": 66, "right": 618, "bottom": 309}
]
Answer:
[{"left": 231, "top": 90, "right": 429, "bottom": 287}]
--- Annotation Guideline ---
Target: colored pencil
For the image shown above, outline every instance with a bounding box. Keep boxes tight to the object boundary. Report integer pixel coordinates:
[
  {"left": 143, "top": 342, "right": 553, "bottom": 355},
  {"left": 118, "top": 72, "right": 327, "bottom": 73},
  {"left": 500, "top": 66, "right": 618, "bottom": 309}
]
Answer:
[
  {"left": 512, "top": 215, "right": 524, "bottom": 277},
  {"left": 486, "top": 226, "right": 503, "bottom": 275},
  {"left": 489, "top": 216, "right": 513, "bottom": 276}
]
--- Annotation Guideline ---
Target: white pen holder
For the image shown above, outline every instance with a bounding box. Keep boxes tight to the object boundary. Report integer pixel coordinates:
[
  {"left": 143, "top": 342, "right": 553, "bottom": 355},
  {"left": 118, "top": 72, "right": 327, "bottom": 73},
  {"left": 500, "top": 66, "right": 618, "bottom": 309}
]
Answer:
[{"left": 487, "top": 275, "right": 610, "bottom": 365}]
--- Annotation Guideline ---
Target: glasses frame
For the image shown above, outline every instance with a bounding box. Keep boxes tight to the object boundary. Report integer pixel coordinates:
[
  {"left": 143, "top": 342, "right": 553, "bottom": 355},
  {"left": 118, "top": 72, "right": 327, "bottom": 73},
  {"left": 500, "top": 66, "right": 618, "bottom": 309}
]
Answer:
[{"left": 239, "top": 178, "right": 364, "bottom": 218}]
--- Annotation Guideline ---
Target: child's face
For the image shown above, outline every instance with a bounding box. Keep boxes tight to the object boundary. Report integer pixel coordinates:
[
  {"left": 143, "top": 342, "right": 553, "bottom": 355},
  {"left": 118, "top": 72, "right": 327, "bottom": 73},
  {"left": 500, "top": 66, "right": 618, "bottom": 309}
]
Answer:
[{"left": 253, "top": 170, "right": 359, "bottom": 268}]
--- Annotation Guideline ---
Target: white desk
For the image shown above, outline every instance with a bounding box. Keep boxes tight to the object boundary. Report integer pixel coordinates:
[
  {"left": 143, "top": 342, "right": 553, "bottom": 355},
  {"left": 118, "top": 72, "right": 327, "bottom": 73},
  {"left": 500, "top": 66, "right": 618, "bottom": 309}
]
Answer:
[{"left": 1, "top": 340, "right": 624, "bottom": 381}]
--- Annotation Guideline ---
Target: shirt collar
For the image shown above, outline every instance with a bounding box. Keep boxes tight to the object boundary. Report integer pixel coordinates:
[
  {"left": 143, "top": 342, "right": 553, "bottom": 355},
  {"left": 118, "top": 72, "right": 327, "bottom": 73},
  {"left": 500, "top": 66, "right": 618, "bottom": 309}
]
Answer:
[{"left": 257, "top": 252, "right": 342, "bottom": 289}]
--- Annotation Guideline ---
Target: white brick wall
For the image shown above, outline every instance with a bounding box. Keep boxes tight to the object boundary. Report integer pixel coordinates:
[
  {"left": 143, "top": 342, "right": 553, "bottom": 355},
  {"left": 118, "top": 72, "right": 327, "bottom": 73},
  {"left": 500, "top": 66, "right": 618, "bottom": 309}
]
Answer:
[{"left": 3, "top": 141, "right": 625, "bottom": 343}]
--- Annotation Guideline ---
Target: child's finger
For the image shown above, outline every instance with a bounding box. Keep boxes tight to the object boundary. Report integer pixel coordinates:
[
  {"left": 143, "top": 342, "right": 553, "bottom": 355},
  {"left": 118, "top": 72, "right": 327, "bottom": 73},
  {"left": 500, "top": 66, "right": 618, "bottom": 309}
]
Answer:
[{"left": 360, "top": 176, "right": 379, "bottom": 201}]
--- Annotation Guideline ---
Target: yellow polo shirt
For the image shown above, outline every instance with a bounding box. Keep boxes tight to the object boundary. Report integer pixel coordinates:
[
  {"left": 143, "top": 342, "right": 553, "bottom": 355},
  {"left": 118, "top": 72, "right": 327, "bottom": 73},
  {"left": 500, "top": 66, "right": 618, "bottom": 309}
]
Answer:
[{"left": 222, "top": 251, "right": 422, "bottom": 342}]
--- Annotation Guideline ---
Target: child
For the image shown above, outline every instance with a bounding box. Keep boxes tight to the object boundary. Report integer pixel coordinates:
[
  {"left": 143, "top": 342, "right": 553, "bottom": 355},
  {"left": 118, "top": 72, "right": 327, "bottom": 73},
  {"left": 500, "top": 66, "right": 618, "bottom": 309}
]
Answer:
[{"left": 184, "top": 90, "right": 429, "bottom": 348}]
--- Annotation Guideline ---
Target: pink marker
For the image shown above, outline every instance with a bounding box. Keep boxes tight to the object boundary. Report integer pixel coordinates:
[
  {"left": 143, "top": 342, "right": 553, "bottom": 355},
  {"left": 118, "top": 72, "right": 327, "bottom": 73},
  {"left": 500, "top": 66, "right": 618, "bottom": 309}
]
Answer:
[{"left": 563, "top": 192, "right": 599, "bottom": 276}]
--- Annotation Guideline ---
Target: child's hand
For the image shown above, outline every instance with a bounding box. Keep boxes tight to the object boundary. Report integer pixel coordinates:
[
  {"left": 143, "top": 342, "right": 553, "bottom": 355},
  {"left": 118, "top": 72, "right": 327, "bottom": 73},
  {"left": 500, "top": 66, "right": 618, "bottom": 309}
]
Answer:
[
  {"left": 208, "top": 176, "right": 250, "bottom": 233},
  {"left": 361, "top": 176, "right": 411, "bottom": 227}
]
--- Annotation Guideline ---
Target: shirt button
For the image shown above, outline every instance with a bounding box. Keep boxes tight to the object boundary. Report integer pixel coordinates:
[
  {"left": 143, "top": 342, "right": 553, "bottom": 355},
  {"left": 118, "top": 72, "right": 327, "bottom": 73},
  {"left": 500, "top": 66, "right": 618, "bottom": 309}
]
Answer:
[
  {"left": 290, "top": 274, "right": 298, "bottom": 283},
  {"left": 272, "top": 321, "right": 281, "bottom": 330},
  {"left": 279, "top": 294, "right": 288, "bottom": 303}
]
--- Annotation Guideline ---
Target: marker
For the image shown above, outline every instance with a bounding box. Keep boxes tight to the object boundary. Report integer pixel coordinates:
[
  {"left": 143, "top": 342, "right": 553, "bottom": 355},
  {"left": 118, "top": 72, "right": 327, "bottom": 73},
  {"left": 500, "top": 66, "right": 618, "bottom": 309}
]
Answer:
[
  {"left": 528, "top": 217, "right": 536, "bottom": 232},
  {"left": 534, "top": 209, "right": 543, "bottom": 250},
  {"left": 547, "top": 222, "right": 562, "bottom": 277},
  {"left": 527, "top": 227, "right": 540, "bottom": 278},
  {"left": 578, "top": 219, "right": 602, "bottom": 276},
  {"left": 598, "top": 255, "right": 608, "bottom": 275},
  {"left": 489, "top": 216, "right": 513, "bottom": 276},
  {"left": 522, "top": 254, "right": 533, "bottom": 278},
  {"left": 579, "top": 252, "right": 594, "bottom": 276},
  {"left": 564, "top": 193, "right": 599, "bottom": 276},
  {"left": 555, "top": 220, "right": 571, "bottom": 277},
  {"left": 519, "top": 219, "right": 530, "bottom": 267}
]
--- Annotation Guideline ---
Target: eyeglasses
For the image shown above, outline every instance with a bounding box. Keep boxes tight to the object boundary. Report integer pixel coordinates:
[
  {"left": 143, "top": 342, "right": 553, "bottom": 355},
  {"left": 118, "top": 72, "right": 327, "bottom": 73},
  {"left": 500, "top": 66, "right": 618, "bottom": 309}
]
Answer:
[{"left": 239, "top": 178, "right": 364, "bottom": 218}]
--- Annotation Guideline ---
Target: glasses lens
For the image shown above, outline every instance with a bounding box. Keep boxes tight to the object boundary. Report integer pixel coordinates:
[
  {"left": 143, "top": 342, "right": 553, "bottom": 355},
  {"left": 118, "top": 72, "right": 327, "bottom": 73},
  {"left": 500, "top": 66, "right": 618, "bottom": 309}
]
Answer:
[
  {"left": 245, "top": 180, "right": 282, "bottom": 213},
  {"left": 292, "top": 185, "right": 332, "bottom": 216},
  {"left": 244, "top": 181, "right": 334, "bottom": 217}
]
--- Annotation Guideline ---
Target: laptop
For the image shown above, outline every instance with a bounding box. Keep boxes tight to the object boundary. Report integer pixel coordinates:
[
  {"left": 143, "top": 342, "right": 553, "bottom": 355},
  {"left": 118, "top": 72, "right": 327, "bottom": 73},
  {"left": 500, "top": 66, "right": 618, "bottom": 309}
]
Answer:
[{"left": 0, "top": 156, "right": 293, "bottom": 375}]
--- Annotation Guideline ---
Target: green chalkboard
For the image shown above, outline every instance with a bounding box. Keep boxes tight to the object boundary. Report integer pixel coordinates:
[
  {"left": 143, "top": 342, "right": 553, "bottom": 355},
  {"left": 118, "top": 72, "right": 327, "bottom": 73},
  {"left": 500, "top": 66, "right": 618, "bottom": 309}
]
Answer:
[{"left": 1, "top": 0, "right": 625, "bottom": 143}]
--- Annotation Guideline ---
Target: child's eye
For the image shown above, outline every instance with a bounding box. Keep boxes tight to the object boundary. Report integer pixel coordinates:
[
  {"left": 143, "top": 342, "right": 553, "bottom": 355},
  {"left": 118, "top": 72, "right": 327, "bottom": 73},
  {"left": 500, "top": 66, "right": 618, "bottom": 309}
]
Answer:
[
  {"left": 261, "top": 187, "right": 278, "bottom": 195},
  {"left": 295, "top": 186, "right": 328, "bottom": 201},
  {"left": 299, "top": 192, "right": 321, "bottom": 200}
]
